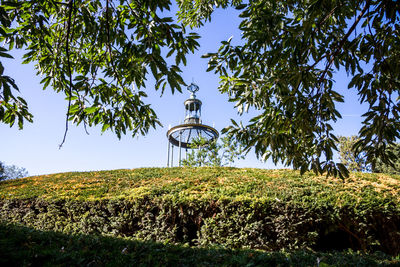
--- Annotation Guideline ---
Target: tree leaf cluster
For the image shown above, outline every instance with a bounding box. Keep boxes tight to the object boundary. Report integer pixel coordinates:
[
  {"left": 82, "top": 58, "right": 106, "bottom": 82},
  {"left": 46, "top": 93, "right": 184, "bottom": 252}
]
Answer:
[
  {"left": 0, "top": 0, "right": 199, "bottom": 140},
  {"left": 0, "top": 45, "right": 32, "bottom": 129},
  {"left": 374, "top": 143, "right": 400, "bottom": 175},
  {"left": 1, "top": 0, "right": 400, "bottom": 177},
  {"left": 337, "top": 136, "right": 400, "bottom": 175},
  {"left": 179, "top": 0, "right": 400, "bottom": 178}
]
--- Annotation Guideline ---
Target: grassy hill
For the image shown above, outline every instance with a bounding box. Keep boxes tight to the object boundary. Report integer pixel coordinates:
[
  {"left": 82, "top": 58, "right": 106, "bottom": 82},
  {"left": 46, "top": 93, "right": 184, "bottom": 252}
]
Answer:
[
  {"left": 1, "top": 167, "right": 400, "bottom": 266},
  {"left": 1, "top": 167, "right": 399, "bottom": 202}
]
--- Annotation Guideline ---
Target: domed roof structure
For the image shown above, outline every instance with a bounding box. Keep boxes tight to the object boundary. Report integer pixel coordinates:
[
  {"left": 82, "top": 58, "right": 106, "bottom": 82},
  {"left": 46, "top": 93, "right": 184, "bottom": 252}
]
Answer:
[{"left": 166, "top": 83, "right": 219, "bottom": 167}]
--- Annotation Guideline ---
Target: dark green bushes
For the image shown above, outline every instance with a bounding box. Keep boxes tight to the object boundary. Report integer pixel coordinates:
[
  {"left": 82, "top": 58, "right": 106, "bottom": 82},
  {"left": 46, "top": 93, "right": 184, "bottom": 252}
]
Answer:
[
  {"left": 1, "top": 223, "right": 399, "bottom": 267},
  {"left": 1, "top": 196, "right": 399, "bottom": 255}
]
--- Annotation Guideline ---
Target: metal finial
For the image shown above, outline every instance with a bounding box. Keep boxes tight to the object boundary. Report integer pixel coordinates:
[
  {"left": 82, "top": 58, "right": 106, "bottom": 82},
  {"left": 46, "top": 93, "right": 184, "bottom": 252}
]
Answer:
[{"left": 187, "top": 83, "right": 199, "bottom": 94}]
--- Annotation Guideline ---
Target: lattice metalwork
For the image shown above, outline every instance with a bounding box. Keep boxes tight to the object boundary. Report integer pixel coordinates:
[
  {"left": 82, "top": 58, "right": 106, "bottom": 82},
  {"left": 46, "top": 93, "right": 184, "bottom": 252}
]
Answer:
[{"left": 166, "top": 83, "right": 219, "bottom": 167}]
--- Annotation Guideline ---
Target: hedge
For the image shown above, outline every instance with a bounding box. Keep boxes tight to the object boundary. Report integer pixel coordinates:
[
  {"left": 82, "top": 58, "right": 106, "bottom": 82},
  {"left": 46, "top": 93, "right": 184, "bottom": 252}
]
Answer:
[
  {"left": 0, "top": 168, "right": 399, "bottom": 255},
  {"left": 1, "top": 196, "right": 399, "bottom": 255},
  {"left": 1, "top": 223, "right": 399, "bottom": 267}
]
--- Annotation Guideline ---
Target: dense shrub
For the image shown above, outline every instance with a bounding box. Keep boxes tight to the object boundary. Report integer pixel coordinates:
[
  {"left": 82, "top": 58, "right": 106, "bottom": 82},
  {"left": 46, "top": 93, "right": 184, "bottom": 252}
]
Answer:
[
  {"left": 0, "top": 168, "right": 399, "bottom": 255},
  {"left": 1, "top": 196, "right": 399, "bottom": 255},
  {"left": 1, "top": 223, "right": 399, "bottom": 267}
]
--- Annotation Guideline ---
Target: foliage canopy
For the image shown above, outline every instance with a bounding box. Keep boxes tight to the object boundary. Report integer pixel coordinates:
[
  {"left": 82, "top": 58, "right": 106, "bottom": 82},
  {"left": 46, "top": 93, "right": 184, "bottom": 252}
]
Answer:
[
  {"left": 0, "top": 162, "right": 6, "bottom": 181},
  {"left": 374, "top": 143, "right": 400, "bottom": 175},
  {"left": 1, "top": 0, "right": 400, "bottom": 176},
  {"left": 0, "top": 0, "right": 199, "bottom": 146},
  {"left": 178, "top": 0, "right": 400, "bottom": 177},
  {"left": 337, "top": 135, "right": 400, "bottom": 174}
]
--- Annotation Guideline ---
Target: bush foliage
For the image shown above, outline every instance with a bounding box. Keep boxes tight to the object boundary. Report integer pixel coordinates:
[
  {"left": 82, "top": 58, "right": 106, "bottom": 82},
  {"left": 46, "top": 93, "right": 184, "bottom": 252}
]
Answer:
[
  {"left": 1, "top": 168, "right": 400, "bottom": 256},
  {"left": 1, "top": 223, "right": 399, "bottom": 267}
]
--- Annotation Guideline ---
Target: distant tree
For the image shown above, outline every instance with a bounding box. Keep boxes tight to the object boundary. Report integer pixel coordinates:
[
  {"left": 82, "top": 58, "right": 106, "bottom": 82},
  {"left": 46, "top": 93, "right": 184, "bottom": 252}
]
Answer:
[
  {"left": 0, "top": 161, "right": 29, "bottom": 180},
  {"left": 181, "top": 135, "right": 245, "bottom": 167},
  {"left": 374, "top": 143, "right": 400, "bottom": 175},
  {"left": 0, "top": 162, "right": 6, "bottom": 181},
  {"left": 337, "top": 136, "right": 370, "bottom": 172}
]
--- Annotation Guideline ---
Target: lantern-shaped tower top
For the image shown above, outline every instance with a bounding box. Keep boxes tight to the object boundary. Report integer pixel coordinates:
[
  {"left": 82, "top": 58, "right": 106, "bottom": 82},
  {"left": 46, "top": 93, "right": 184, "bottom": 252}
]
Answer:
[
  {"left": 184, "top": 83, "right": 202, "bottom": 124},
  {"left": 166, "top": 82, "right": 219, "bottom": 167}
]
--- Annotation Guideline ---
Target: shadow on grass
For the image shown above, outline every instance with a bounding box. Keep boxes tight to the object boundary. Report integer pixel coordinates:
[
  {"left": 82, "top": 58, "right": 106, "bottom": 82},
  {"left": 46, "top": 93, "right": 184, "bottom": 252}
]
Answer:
[{"left": 0, "top": 223, "right": 398, "bottom": 267}]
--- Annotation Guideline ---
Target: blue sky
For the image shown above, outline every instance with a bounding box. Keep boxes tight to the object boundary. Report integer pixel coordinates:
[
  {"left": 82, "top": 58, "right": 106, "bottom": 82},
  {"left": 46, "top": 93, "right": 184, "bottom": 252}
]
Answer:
[{"left": 0, "top": 6, "right": 366, "bottom": 176}]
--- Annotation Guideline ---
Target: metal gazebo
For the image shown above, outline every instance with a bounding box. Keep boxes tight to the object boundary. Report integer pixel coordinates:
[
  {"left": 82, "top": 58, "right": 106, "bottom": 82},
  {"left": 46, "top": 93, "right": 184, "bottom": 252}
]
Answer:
[{"left": 166, "top": 83, "right": 219, "bottom": 167}]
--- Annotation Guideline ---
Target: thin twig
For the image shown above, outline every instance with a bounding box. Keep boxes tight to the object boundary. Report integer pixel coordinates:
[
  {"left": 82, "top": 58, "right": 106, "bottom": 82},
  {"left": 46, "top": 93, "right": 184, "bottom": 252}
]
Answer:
[
  {"left": 54, "top": 1, "right": 68, "bottom": 6},
  {"left": 304, "top": 4, "right": 340, "bottom": 71},
  {"left": 318, "top": 0, "right": 371, "bottom": 86},
  {"left": 315, "top": 5, "right": 339, "bottom": 33},
  {"left": 69, "top": 1, "right": 90, "bottom": 135},
  {"left": 313, "top": 1, "right": 371, "bottom": 143},
  {"left": 105, "top": 0, "right": 124, "bottom": 90},
  {"left": 59, "top": 0, "right": 74, "bottom": 149}
]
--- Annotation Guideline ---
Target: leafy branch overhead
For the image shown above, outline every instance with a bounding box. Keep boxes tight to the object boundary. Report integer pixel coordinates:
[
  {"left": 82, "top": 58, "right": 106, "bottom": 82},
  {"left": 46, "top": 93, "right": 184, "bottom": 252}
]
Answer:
[
  {"left": 0, "top": 0, "right": 199, "bottom": 145},
  {"left": 337, "top": 135, "right": 400, "bottom": 174},
  {"left": 1, "top": 0, "right": 399, "bottom": 177},
  {"left": 178, "top": 0, "right": 400, "bottom": 178}
]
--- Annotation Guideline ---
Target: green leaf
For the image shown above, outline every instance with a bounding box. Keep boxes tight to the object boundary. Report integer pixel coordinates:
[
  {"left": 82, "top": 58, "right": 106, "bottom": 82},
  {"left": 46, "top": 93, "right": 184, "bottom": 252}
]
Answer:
[
  {"left": 84, "top": 106, "right": 99, "bottom": 114},
  {"left": 0, "top": 51, "right": 13, "bottom": 59}
]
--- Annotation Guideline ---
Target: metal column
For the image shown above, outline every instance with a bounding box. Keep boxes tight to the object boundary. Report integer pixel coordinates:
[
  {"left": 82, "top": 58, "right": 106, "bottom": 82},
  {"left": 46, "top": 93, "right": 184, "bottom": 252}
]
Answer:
[
  {"left": 171, "top": 144, "right": 174, "bottom": 167},
  {"left": 167, "top": 141, "right": 170, "bottom": 167},
  {"left": 178, "top": 131, "right": 182, "bottom": 167}
]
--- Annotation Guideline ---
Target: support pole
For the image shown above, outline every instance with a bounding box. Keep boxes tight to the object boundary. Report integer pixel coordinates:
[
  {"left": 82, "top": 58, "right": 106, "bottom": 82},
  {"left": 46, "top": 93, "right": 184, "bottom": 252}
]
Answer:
[
  {"left": 178, "top": 131, "right": 182, "bottom": 167},
  {"left": 167, "top": 140, "right": 170, "bottom": 167},
  {"left": 171, "top": 144, "right": 174, "bottom": 167}
]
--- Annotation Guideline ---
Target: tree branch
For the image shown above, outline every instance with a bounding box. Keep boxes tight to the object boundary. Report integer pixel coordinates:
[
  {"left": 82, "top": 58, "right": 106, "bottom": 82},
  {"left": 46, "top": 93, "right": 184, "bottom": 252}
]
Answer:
[
  {"left": 318, "top": 0, "right": 371, "bottom": 85},
  {"left": 338, "top": 222, "right": 366, "bottom": 252},
  {"left": 68, "top": 4, "right": 90, "bottom": 136},
  {"left": 315, "top": 5, "right": 339, "bottom": 33},
  {"left": 53, "top": 1, "right": 68, "bottom": 6},
  {"left": 59, "top": 0, "right": 74, "bottom": 149},
  {"left": 105, "top": 0, "right": 125, "bottom": 91},
  {"left": 305, "top": 4, "right": 341, "bottom": 71}
]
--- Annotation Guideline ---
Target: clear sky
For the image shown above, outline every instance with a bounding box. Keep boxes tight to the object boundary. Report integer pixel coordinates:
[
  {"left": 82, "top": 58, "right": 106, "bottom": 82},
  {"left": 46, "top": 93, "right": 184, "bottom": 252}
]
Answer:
[{"left": 0, "top": 5, "right": 366, "bottom": 176}]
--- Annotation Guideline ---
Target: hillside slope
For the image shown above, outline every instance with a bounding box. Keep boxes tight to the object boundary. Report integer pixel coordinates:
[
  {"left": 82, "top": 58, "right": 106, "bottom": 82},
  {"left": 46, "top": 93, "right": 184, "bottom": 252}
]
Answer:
[
  {"left": 1, "top": 167, "right": 399, "bottom": 203},
  {"left": 1, "top": 168, "right": 400, "bottom": 256}
]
